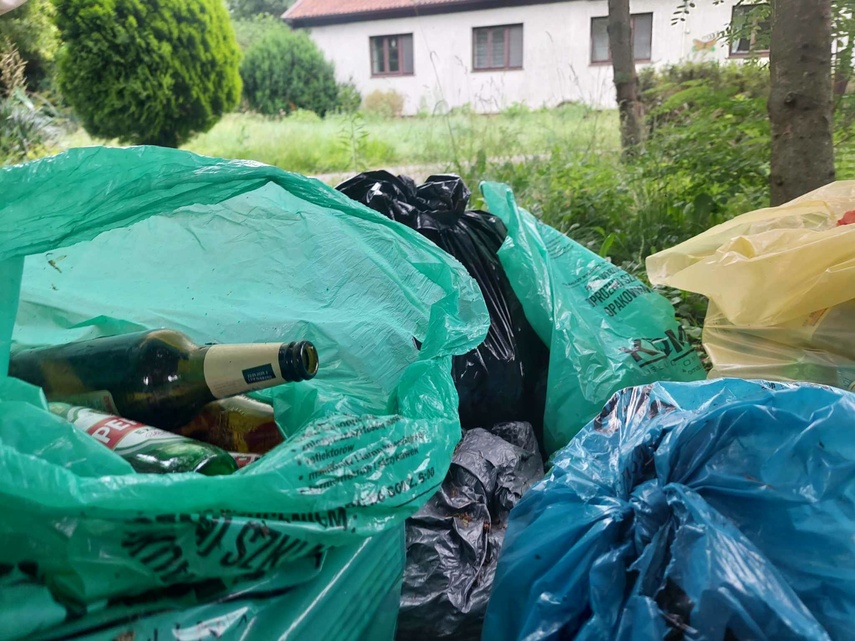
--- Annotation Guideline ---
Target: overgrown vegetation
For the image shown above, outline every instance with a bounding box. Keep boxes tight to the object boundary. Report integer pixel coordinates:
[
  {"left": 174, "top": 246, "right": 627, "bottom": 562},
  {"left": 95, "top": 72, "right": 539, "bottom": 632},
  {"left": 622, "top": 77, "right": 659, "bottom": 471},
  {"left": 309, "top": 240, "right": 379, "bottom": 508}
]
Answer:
[
  {"left": 228, "top": 0, "right": 293, "bottom": 20},
  {"left": 240, "top": 27, "right": 339, "bottom": 117},
  {"left": 0, "top": 0, "right": 58, "bottom": 92},
  {"left": 54, "top": 0, "right": 241, "bottom": 147},
  {"left": 231, "top": 14, "right": 284, "bottom": 52},
  {"left": 14, "top": 51, "right": 855, "bottom": 347},
  {"left": 362, "top": 90, "right": 405, "bottom": 118},
  {"left": 0, "top": 41, "right": 61, "bottom": 164}
]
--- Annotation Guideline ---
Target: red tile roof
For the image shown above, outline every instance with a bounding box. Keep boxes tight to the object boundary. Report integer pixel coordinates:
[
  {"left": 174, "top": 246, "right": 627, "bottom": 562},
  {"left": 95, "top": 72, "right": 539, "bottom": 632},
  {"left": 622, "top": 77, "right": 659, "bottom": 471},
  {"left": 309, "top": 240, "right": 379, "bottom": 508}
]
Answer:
[
  {"left": 285, "top": 0, "right": 467, "bottom": 21},
  {"left": 283, "top": 0, "right": 526, "bottom": 26}
]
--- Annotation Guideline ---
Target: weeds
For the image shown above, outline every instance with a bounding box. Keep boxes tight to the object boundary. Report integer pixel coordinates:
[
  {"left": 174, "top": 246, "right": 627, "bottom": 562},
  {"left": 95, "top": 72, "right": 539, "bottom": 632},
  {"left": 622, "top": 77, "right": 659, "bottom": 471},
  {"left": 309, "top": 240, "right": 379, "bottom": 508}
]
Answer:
[{"left": 0, "top": 40, "right": 62, "bottom": 164}]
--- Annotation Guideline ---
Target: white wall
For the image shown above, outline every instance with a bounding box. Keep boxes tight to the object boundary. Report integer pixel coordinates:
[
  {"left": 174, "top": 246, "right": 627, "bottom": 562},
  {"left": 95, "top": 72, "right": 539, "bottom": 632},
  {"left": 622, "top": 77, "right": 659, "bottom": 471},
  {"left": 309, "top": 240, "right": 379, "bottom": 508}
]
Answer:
[{"left": 305, "top": 0, "right": 746, "bottom": 115}]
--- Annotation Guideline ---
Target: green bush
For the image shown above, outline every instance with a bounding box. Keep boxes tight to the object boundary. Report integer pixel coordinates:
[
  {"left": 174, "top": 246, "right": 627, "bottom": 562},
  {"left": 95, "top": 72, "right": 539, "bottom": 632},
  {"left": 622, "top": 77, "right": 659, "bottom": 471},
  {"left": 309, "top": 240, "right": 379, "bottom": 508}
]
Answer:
[
  {"left": 54, "top": 0, "right": 241, "bottom": 147},
  {"left": 362, "top": 90, "right": 405, "bottom": 118},
  {"left": 231, "top": 14, "right": 284, "bottom": 51},
  {"left": 637, "top": 61, "right": 771, "bottom": 225},
  {"left": 228, "top": 0, "right": 292, "bottom": 20},
  {"left": 336, "top": 80, "right": 362, "bottom": 114},
  {"left": 240, "top": 28, "right": 338, "bottom": 117},
  {"left": 0, "top": 0, "right": 59, "bottom": 92}
]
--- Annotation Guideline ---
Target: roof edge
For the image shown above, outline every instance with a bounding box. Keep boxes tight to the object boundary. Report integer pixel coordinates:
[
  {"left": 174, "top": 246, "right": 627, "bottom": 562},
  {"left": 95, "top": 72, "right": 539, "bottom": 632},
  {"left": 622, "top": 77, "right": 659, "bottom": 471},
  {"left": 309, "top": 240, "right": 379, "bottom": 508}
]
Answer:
[{"left": 283, "top": 0, "right": 572, "bottom": 28}]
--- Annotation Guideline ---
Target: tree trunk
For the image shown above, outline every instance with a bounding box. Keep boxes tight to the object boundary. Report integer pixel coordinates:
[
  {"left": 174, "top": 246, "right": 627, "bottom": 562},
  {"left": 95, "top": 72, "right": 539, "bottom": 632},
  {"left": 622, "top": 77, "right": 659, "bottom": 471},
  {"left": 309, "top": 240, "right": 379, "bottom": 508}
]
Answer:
[
  {"left": 769, "top": 0, "right": 835, "bottom": 205},
  {"left": 607, "top": 0, "right": 643, "bottom": 156}
]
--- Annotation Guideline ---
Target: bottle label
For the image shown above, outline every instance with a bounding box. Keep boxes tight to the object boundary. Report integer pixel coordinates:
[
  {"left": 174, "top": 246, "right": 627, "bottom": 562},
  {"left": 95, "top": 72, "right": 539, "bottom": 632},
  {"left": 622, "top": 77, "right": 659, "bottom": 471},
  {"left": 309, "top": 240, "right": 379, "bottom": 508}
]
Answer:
[
  {"left": 230, "top": 452, "right": 262, "bottom": 469},
  {"left": 57, "top": 405, "right": 184, "bottom": 454},
  {"left": 203, "top": 344, "right": 286, "bottom": 399}
]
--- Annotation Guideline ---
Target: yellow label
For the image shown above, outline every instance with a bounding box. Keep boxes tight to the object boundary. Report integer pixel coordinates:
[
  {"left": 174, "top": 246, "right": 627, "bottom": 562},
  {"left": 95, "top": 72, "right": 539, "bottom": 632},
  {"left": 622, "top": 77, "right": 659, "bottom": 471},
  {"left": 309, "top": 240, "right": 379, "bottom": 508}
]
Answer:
[{"left": 203, "top": 344, "right": 285, "bottom": 398}]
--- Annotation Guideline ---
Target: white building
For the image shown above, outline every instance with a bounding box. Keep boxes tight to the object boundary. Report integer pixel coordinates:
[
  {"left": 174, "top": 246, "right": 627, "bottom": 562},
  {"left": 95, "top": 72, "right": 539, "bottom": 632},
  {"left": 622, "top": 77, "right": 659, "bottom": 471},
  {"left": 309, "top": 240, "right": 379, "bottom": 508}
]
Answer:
[{"left": 283, "top": 0, "right": 765, "bottom": 115}]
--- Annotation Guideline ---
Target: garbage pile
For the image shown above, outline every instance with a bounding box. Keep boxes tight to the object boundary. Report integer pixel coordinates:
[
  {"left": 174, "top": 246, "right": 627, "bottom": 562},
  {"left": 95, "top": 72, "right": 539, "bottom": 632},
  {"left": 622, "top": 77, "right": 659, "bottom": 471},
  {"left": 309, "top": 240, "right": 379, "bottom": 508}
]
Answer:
[
  {"left": 0, "top": 146, "right": 489, "bottom": 641},
  {"left": 337, "top": 172, "right": 706, "bottom": 639},
  {"left": 337, "top": 171, "right": 550, "bottom": 452},
  {"left": 5, "top": 146, "right": 853, "bottom": 641}
]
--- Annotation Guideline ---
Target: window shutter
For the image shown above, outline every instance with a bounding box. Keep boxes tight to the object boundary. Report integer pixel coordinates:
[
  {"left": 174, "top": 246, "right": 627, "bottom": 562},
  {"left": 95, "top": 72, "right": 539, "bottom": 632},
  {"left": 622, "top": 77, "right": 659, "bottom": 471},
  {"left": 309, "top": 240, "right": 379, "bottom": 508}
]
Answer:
[
  {"left": 402, "top": 34, "right": 414, "bottom": 74},
  {"left": 509, "top": 25, "right": 523, "bottom": 68},
  {"left": 633, "top": 13, "right": 652, "bottom": 60},
  {"left": 591, "top": 18, "right": 609, "bottom": 62},
  {"left": 474, "top": 29, "right": 489, "bottom": 69},
  {"left": 371, "top": 37, "right": 385, "bottom": 74},
  {"left": 490, "top": 27, "right": 506, "bottom": 68}
]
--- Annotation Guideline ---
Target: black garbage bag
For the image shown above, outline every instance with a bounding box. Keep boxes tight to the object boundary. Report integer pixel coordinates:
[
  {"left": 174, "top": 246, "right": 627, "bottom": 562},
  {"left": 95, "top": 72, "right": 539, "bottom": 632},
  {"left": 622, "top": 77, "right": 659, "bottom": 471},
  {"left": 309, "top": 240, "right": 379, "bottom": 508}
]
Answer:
[
  {"left": 336, "top": 171, "right": 550, "bottom": 451},
  {"left": 396, "top": 422, "right": 545, "bottom": 641}
]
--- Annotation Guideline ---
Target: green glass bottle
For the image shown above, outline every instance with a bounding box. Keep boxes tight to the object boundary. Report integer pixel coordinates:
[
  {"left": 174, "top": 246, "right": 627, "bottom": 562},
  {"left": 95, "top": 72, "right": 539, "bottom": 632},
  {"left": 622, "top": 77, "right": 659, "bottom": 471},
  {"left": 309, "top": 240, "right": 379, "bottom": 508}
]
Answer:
[
  {"left": 10, "top": 329, "right": 318, "bottom": 430},
  {"left": 49, "top": 403, "right": 238, "bottom": 475}
]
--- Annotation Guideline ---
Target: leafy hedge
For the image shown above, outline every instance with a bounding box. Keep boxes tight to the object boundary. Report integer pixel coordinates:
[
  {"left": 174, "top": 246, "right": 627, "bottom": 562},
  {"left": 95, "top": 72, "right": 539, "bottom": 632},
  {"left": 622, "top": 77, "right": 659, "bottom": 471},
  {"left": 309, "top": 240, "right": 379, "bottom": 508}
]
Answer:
[{"left": 55, "top": 0, "right": 242, "bottom": 147}]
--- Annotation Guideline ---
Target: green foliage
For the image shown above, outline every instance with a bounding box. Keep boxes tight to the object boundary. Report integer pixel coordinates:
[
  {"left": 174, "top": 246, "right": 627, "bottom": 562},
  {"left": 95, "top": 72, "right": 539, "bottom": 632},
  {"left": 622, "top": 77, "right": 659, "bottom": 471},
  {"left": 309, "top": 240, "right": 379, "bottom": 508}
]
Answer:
[
  {"left": 362, "top": 90, "right": 405, "bottom": 118},
  {"left": 638, "top": 61, "right": 771, "bottom": 222},
  {"left": 0, "top": 87, "right": 60, "bottom": 163},
  {"left": 228, "top": 0, "right": 292, "bottom": 20},
  {"left": 54, "top": 0, "right": 242, "bottom": 147},
  {"left": 231, "top": 14, "right": 284, "bottom": 51},
  {"left": 0, "top": 43, "right": 61, "bottom": 164},
  {"left": 338, "top": 110, "right": 369, "bottom": 171},
  {"left": 468, "top": 62, "right": 776, "bottom": 339},
  {"left": 240, "top": 27, "right": 338, "bottom": 117},
  {"left": 336, "top": 80, "right": 362, "bottom": 114},
  {"left": 0, "top": 0, "right": 59, "bottom": 91}
]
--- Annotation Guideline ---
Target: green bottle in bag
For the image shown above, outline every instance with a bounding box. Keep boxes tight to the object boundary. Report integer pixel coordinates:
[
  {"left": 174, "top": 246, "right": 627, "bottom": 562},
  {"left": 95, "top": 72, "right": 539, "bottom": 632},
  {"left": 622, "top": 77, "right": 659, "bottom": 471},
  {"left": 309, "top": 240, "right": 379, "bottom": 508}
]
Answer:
[
  {"left": 49, "top": 402, "right": 239, "bottom": 475},
  {"left": 10, "top": 329, "right": 318, "bottom": 430}
]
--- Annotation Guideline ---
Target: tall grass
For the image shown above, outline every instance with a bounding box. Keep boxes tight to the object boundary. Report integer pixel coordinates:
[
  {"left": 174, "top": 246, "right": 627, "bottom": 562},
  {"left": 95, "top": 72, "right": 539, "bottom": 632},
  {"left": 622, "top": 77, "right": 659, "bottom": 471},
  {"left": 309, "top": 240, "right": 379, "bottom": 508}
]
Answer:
[{"left": 57, "top": 104, "right": 619, "bottom": 177}]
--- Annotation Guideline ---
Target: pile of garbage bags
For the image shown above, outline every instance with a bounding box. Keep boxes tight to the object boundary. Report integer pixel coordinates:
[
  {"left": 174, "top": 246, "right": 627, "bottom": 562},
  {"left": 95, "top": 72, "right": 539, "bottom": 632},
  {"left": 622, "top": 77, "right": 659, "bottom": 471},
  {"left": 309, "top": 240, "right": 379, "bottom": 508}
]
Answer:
[
  {"left": 335, "top": 170, "right": 704, "bottom": 639},
  {"left": 5, "top": 146, "right": 853, "bottom": 641},
  {"left": 0, "top": 148, "right": 488, "bottom": 640}
]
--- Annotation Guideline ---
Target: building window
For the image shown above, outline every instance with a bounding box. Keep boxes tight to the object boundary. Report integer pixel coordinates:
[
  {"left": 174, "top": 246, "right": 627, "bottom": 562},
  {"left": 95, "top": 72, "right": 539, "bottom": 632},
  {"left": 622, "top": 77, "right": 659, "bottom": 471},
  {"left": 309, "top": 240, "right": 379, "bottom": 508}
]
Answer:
[
  {"left": 729, "top": 4, "right": 770, "bottom": 56},
  {"left": 370, "top": 34, "right": 414, "bottom": 76},
  {"left": 590, "top": 13, "right": 653, "bottom": 64},
  {"left": 473, "top": 24, "right": 523, "bottom": 71}
]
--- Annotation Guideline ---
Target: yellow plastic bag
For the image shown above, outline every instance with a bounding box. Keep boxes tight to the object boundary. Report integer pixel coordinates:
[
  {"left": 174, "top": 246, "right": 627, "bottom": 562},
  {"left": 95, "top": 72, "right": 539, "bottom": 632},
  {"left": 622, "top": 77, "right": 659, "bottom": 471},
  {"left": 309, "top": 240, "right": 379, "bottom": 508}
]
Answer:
[{"left": 646, "top": 181, "right": 855, "bottom": 388}]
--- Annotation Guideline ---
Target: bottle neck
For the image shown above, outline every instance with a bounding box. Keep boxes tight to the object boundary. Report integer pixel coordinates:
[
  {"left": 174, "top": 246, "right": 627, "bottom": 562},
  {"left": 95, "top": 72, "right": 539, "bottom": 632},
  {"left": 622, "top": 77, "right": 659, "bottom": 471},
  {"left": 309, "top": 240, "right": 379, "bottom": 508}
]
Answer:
[{"left": 202, "top": 343, "right": 292, "bottom": 399}]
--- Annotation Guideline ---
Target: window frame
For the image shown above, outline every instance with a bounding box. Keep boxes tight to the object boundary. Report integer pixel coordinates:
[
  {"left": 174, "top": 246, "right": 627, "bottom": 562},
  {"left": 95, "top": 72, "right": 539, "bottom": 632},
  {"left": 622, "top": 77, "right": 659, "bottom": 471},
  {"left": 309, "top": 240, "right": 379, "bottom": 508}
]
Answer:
[
  {"left": 728, "top": 4, "right": 770, "bottom": 58},
  {"left": 589, "top": 13, "right": 653, "bottom": 65},
  {"left": 472, "top": 24, "right": 524, "bottom": 72},
  {"left": 369, "top": 33, "right": 414, "bottom": 77}
]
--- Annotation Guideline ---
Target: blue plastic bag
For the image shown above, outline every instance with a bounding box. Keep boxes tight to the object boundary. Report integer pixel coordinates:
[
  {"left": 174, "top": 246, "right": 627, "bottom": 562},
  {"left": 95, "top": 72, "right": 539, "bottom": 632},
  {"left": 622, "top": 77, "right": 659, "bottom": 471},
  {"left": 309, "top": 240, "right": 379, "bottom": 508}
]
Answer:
[{"left": 483, "top": 379, "right": 855, "bottom": 641}]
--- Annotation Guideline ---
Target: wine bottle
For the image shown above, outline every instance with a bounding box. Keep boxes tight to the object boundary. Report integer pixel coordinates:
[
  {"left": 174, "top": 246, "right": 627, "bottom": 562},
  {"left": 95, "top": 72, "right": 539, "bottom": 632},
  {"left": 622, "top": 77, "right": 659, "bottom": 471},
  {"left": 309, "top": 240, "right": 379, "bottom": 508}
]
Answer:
[
  {"left": 49, "top": 403, "right": 238, "bottom": 476},
  {"left": 178, "top": 395, "right": 283, "bottom": 454},
  {"left": 10, "top": 329, "right": 318, "bottom": 430}
]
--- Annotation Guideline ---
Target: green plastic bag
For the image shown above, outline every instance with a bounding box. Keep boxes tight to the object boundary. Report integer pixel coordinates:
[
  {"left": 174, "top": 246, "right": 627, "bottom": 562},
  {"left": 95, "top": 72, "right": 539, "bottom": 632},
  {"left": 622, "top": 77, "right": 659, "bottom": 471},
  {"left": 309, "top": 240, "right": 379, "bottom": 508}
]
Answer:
[
  {"left": 481, "top": 182, "right": 705, "bottom": 453},
  {"left": 22, "top": 526, "right": 406, "bottom": 641},
  {"left": 0, "top": 147, "right": 488, "bottom": 638}
]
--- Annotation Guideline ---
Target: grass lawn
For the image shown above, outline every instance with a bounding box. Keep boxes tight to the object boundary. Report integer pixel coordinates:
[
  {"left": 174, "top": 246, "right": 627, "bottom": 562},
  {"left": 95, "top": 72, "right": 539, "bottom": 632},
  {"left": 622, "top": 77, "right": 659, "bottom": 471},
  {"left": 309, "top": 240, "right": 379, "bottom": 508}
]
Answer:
[{"left": 57, "top": 105, "right": 620, "bottom": 178}]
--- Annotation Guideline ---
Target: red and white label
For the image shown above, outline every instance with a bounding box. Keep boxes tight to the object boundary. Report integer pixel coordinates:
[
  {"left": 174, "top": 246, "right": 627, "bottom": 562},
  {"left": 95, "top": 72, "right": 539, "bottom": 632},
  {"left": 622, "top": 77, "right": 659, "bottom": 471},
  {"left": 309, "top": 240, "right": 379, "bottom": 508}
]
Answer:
[
  {"left": 53, "top": 404, "right": 184, "bottom": 454},
  {"left": 87, "top": 416, "right": 149, "bottom": 450},
  {"left": 231, "top": 452, "right": 262, "bottom": 469}
]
